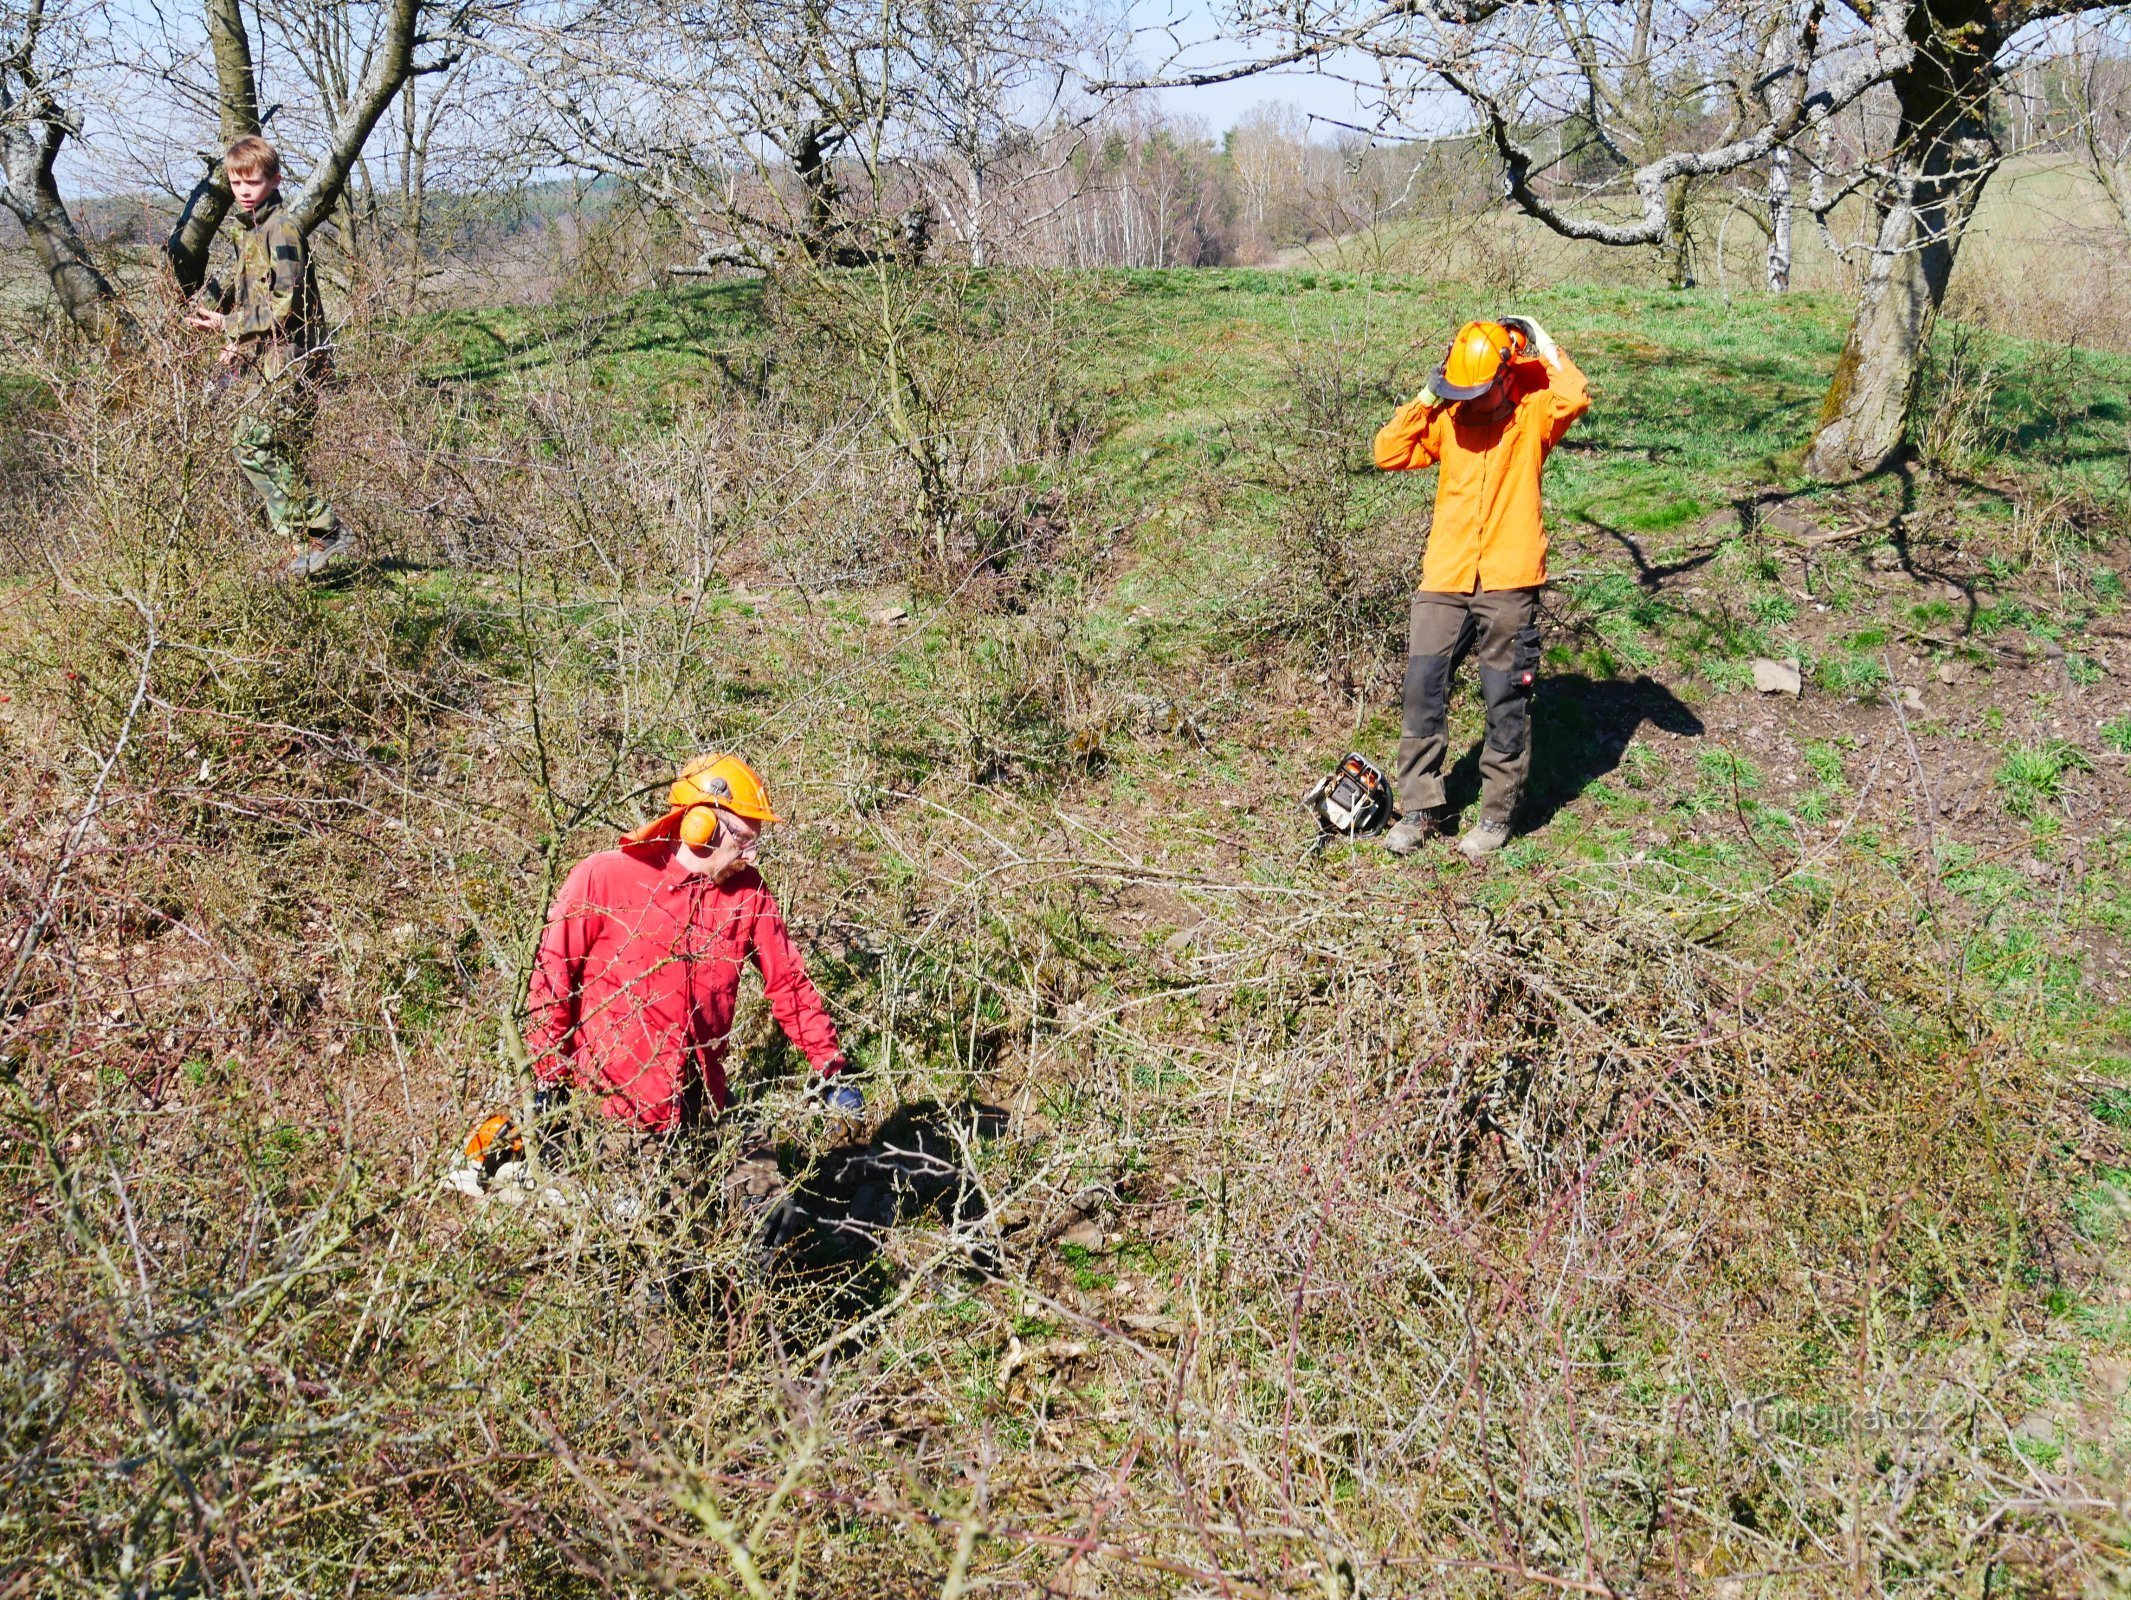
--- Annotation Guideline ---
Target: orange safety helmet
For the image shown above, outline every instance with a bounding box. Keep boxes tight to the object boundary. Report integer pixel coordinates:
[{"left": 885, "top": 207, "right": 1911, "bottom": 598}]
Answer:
[
  {"left": 620, "top": 753, "right": 783, "bottom": 848},
  {"left": 1430, "top": 319, "right": 1528, "bottom": 403}
]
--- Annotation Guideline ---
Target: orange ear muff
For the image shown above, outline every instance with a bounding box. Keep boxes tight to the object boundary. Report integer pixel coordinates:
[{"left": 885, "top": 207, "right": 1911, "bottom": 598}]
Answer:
[{"left": 679, "top": 805, "right": 721, "bottom": 848}]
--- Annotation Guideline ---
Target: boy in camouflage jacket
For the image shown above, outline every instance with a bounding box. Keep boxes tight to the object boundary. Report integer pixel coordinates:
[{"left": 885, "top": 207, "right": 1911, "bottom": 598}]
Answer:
[{"left": 185, "top": 136, "right": 351, "bottom": 578}]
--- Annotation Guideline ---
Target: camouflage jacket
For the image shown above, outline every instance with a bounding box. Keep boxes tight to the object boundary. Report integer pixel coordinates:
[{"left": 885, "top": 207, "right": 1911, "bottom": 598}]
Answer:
[{"left": 202, "top": 195, "right": 325, "bottom": 378}]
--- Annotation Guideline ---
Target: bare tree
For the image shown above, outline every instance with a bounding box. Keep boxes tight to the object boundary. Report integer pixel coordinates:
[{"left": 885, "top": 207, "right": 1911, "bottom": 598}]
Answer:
[
  {"left": 0, "top": 0, "right": 125, "bottom": 336},
  {"left": 165, "top": 0, "right": 475, "bottom": 297},
  {"left": 1224, "top": 101, "right": 1335, "bottom": 260},
  {"left": 490, "top": 0, "right": 891, "bottom": 269},
  {"left": 1113, "top": 0, "right": 2118, "bottom": 480},
  {"left": 1756, "top": 0, "right": 1814, "bottom": 292},
  {"left": 494, "top": 0, "right": 1083, "bottom": 271},
  {"left": 2056, "top": 18, "right": 2131, "bottom": 243},
  {"left": 1797, "top": 0, "right": 2008, "bottom": 477},
  {"left": 232, "top": 0, "right": 506, "bottom": 305},
  {"left": 160, "top": 0, "right": 262, "bottom": 298},
  {"left": 904, "top": 0, "right": 1073, "bottom": 266}
]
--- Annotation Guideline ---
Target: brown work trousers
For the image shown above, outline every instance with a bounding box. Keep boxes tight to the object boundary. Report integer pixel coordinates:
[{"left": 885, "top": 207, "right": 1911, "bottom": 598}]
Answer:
[{"left": 1395, "top": 586, "right": 1542, "bottom": 826}]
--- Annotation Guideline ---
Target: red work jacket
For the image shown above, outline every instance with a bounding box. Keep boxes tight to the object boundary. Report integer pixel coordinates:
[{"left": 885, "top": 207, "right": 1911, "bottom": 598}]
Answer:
[{"left": 524, "top": 843, "right": 844, "bottom": 1131}]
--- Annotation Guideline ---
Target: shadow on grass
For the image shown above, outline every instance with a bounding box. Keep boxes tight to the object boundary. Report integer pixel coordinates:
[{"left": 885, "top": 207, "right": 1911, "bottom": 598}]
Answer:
[
  {"left": 783, "top": 1098, "right": 1009, "bottom": 1276},
  {"left": 659, "top": 1099, "right": 1007, "bottom": 1351},
  {"left": 1441, "top": 672, "right": 1704, "bottom": 829},
  {"left": 1574, "top": 507, "right": 1731, "bottom": 590}
]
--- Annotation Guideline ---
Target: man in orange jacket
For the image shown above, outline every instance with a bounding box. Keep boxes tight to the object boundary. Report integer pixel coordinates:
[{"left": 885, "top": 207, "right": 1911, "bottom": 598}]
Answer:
[{"left": 1373, "top": 316, "right": 1590, "bottom": 861}]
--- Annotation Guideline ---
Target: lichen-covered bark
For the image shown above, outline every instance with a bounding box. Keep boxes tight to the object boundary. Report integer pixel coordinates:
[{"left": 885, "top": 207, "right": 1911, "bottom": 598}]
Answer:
[
  {"left": 0, "top": 97, "right": 126, "bottom": 336},
  {"left": 1, "top": 0, "right": 126, "bottom": 337},
  {"left": 1664, "top": 179, "right": 1693, "bottom": 289},
  {"left": 1804, "top": 0, "right": 1999, "bottom": 480},
  {"left": 5, "top": 162, "right": 125, "bottom": 338},
  {"left": 165, "top": 0, "right": 262, "bottom": 297}
]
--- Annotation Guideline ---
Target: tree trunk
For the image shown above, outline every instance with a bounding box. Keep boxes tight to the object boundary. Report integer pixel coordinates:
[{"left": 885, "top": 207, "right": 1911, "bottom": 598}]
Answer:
[
  {"left": 1664, "top": 178, "right": 1693, "bottom": 288},
  {"left": 0, "top": 133, "right": 125, "bottom": 337},
  {"left": 403, "top": 77, "right": 430, "bottom": 313},
  {"left": 965, "top": 158, "right": 986, "bottom": 268},
  {"left": 795, "top": 121, "right": 837, "bottom": 259},
  {"left": 1766, "top": 145, "right": 1793, "bottom": 292},
  {"left": 1803, "top": 0, "right": 2000, "bottom": 480},
  {"left": 1, "top": 11, "right": 125, "bottom": 336},
  {"left": 165, "top": 0, "right": 261, "bottom": 297}
]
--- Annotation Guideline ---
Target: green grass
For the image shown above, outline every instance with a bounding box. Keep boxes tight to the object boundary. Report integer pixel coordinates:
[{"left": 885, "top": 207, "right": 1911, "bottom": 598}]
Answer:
[
  {"left": 1819, "top": 651, "right": 1889, "bottom": 697},
  {"left": 1802, "top": 740, "right": 1848, "bottom": 788},
  {"left": 405, "top": 272, "right": 2131, "bottom": 542},
  {"left": 1997, "top": 741, "right": 2094, "bottom": 821},
  {"left": 1696, "top": 748, "right": 1760, "bottom": 791}
]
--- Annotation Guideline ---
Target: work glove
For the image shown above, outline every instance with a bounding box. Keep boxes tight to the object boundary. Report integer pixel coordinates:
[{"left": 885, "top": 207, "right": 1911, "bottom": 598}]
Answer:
[
  {"left": 815, "top": 1070, "right": 865, "bottom": 1116},
  {"left": 1500, "top": 315, "right": 1561, "bottom": 368},
  {"left": 1412, "top": 379, "right": 1444, "bottom": 410}
]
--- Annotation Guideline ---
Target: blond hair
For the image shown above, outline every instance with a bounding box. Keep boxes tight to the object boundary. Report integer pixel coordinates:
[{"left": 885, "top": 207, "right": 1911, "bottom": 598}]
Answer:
[{"left": 224, "top": 135, "right": 281, "bottom": 181}]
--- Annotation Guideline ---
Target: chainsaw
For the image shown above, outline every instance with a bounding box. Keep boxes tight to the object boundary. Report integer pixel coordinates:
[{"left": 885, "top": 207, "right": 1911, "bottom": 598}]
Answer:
[{"left": 1303, "top": 751, "right": 1394, "bottom": 838}]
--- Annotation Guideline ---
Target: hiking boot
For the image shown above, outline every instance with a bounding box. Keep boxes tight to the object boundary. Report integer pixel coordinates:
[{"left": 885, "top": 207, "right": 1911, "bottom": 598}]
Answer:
[
  {"left": 287, "top": 525, "right": 355, "bottom": 579},
  {"left": 1382, "top": 811, "right": 1447, "bottom": 855},
  {"left": 1456, "top": 819, "right": 1513, "bottom": 864}
]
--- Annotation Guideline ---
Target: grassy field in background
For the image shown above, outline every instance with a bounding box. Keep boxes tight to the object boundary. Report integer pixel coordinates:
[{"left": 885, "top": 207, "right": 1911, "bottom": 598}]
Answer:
[{"left": 1288, "top": 157, "right": 2131, "bottom": 350}]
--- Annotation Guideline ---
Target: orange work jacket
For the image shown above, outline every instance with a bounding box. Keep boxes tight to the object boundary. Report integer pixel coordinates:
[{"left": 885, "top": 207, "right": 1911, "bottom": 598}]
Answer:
[{"left": 1372, "top": 351, "right": 1590, "bottom": 593}]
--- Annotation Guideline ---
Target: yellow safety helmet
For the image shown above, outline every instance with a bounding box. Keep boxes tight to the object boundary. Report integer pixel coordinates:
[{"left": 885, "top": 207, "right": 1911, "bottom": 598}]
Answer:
[
  {"left": 1431, "top": 320, "right": 1525, "bottom": 402},
  {"left": 621, "top": 753, "right": 783, "bottom": 848}
]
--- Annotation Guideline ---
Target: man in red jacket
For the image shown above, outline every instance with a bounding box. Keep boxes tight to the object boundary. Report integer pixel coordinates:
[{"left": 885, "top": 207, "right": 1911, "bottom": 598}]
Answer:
[{"left": 525, "top": 754, "right": 860, "bottom": 1197}]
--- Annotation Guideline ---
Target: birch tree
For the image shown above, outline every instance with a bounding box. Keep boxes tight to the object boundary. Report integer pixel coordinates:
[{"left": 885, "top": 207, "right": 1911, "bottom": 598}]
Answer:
[{"left": 904, "top": 0, "right": 1072, "bottom": 266}]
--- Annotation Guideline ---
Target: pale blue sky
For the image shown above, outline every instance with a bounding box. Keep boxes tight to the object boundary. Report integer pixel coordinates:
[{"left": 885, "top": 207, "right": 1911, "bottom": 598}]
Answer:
[{"left": 1119, "top": 1, "right": 1450, "bottom": 144}]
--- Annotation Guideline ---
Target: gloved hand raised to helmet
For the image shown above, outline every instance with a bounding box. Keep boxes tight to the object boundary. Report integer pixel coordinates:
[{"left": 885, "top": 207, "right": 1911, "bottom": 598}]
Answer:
[{"left": 1499, "top": 315, "right": 1562, "bottom": 368}]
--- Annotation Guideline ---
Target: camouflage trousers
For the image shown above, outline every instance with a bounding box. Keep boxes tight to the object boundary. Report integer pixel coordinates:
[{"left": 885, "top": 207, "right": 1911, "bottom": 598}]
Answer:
[{"left": 230, "top": 387, "right": 338, "bottom": 540}]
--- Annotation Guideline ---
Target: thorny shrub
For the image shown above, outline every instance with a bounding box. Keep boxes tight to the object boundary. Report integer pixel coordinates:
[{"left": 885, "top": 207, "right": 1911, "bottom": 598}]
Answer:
[
  {"left": 761, "top": 265, "right": 1098, "bottom": 601},
  {"left": 1, "top": 302, "right": 2126, "bottom": 1599},
  {"left": 1248, "top": 321, "right": 1419, "bottom": 704}
]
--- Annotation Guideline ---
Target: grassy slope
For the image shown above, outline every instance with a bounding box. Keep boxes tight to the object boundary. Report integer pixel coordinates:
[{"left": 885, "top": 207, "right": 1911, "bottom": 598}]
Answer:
[
  {"left": 418, "top": 267, "right": 2131, "bottom": 512},
  {"left": 408, "top": 263, "right": 2131, "bottom": 1152},
  {"left": 14, "top": 267, "right": 2124, "bottom": 1591},
  {"left": 411, "top": 263, "right": 2131, "bottom": 1332}
]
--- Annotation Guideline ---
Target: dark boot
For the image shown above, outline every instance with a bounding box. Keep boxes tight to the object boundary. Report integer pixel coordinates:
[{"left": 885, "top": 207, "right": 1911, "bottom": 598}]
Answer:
[{"left": 287, "top": 524, "right": 355, "bottom": 578}]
